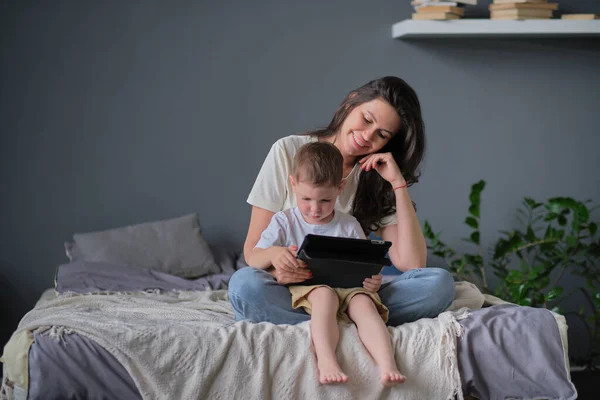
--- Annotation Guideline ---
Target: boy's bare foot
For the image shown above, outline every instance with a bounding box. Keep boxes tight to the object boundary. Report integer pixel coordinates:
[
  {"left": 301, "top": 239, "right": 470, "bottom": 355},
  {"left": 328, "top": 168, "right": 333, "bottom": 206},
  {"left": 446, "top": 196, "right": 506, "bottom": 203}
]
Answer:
[
  {"left": 317, "top": 358, "right": 349, "bottom": 384},
  {"left": 381, "top": 369, "right": 406, "bottom": 387}
]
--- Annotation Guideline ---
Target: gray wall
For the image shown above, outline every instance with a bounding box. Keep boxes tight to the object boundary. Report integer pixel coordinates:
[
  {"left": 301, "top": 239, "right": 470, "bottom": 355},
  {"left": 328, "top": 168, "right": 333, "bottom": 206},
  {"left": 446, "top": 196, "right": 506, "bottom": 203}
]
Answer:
[{"left": 1, "top": 0, "right": 599, "bottom": 357}]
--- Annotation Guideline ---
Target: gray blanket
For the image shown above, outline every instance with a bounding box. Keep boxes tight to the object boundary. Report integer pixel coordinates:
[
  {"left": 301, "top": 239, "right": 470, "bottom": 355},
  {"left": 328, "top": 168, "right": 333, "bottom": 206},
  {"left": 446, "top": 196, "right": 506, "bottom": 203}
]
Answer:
[
  {"left": 55, "top": 260, "right": 232, "bottom": 293},
  {"left": 458, "top": 305, "right": 577, "bottom": 400}
]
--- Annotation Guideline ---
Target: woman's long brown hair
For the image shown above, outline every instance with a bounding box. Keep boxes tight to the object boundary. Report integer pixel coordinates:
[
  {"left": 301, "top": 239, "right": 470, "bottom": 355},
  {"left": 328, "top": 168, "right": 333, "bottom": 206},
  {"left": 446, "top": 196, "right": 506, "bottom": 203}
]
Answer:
[{"left": 303, "top": 76, "right": 425, "bottom": 234}]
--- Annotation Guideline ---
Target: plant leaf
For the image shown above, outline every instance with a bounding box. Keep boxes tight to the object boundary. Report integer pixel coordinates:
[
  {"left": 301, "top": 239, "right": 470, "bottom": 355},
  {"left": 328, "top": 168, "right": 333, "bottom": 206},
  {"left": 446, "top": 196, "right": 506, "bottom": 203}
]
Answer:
[
  {"left": 469, "top": 204, "right": 480, "bottom": 218},
  {"left": 547, "top": 197, "right": 579, "bottom": 213},
  {"left": 525, "top": 226, "right": 537, "bottom": 242},
  {"left": 544, "top": 213, "right": 558, "bottom": 222},
  {"left": 588, "top": 222, "right": 597, "bottom": 237},
  {"left": 472, "top": 180, "right": 486, "bottom": 194},
  {"left": 423, "top": 221, "right": 433, "bottom": 237},
  {"left": 546, "top": 287, "right": 563, "bottom": 301},
  {"left": 465, "top": 217, "right": 478, "bottom": 229},
  {"left": 470, "top": 231, "right": 480, "bottom": 245},
  {"left": 506, "top": 269, "right": 523, "bottom": 284},
  {"left": 524, "top": 197, "right": 538, "bottom": 209},
  {"left": 518, "top": 283, "right": 528, "bottom": 297}
]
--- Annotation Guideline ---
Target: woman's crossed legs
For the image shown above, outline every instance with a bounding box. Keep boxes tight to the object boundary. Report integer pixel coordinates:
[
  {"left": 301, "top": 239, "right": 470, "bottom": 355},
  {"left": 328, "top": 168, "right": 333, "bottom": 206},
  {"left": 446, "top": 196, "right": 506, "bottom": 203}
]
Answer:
[{"left": 228, "top": 266, "right": 455, "bottom": 326}]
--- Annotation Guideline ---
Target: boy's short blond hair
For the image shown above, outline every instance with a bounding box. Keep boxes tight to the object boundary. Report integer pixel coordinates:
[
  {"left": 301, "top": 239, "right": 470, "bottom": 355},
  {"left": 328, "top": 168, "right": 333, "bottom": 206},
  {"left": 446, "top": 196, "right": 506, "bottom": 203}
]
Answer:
[{"left": 292, "top": 142, "right": 343, "bottom": 187}]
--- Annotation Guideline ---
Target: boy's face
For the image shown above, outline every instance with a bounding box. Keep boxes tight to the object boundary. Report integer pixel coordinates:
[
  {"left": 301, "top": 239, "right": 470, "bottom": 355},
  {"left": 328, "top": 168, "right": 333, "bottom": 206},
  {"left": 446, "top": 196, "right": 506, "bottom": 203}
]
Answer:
[{"left": 290, "top": 176, "right": 344, "bottom": 225}]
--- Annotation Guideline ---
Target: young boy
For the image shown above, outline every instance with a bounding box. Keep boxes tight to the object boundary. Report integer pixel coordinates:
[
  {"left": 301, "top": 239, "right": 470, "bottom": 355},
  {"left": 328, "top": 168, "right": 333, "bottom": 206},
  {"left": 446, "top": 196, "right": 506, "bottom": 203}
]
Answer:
[{"left": 247, "top": 142, "right": 406, "bottom": 386}]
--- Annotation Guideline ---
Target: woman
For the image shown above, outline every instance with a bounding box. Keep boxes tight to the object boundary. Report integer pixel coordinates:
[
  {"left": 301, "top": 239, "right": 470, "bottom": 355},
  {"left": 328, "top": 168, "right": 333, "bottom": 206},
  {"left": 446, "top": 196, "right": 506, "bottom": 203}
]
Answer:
[{"left": 228, "top": 76, "right": 455, "bottom": 326}]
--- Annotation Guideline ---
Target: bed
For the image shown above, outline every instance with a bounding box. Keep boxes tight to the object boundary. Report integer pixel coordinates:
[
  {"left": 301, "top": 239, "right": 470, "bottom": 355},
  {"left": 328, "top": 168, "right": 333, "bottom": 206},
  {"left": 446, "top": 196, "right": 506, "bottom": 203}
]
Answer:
[{"left": 1, "top": 214, "right": 578, "bottom": 400}]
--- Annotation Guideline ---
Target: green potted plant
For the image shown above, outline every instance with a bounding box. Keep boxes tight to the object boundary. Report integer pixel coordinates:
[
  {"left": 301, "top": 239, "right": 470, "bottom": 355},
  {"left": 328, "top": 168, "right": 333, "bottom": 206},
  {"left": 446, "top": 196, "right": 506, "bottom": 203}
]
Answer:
[{"left": 423, "top": 180, "right": 600, "bottom": 372}]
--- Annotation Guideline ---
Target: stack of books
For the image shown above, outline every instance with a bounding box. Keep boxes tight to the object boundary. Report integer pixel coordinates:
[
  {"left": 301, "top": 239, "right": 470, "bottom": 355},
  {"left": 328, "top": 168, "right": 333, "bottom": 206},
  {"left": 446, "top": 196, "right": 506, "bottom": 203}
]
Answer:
[
  {"left": 489, "top": 0, "right": 559, "bottom": 20},
  {"left": 561, "top": 14, "right": 599, "bottom": 20},
  {"left": 411, "top": 1, "right": 477, "bottom": 20}
]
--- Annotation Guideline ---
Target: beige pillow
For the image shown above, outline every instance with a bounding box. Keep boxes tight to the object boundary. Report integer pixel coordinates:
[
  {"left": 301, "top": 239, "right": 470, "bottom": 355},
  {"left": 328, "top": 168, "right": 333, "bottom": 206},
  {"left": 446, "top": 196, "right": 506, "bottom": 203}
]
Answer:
[{"left": 447, "top": 281, "right": 485, "bottom": 311}]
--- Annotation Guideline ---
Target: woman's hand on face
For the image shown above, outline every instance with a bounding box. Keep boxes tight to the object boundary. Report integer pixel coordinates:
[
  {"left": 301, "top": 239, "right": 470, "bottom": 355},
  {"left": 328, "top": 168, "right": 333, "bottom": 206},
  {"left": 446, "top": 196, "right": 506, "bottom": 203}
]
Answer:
[
  {"left": 271, "top": 246, "right": 312, "bottom": 284},
  {"left": 363, "top": 273, "right": 383, "bottom": 293},
  {"left": 359, "top": 153, "right": 405, "bottom": 187}
]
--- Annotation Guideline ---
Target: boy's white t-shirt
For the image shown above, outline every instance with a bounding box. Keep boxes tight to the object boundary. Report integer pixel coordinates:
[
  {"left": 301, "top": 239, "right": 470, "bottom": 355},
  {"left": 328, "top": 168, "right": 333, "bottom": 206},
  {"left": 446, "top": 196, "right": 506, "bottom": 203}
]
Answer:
[
  {"left": 255, "top": 207, "right": 366, "bottom": 250},
  {"left": 247, "top": 135, "right": 397, "bottom": 228}
]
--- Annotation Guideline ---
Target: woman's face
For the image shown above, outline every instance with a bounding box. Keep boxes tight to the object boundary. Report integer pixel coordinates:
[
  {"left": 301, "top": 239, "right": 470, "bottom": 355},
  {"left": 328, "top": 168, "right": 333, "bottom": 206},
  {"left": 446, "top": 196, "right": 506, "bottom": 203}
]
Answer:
[{"left": 336, "top": 98, "right": 401, "bottom": 159}]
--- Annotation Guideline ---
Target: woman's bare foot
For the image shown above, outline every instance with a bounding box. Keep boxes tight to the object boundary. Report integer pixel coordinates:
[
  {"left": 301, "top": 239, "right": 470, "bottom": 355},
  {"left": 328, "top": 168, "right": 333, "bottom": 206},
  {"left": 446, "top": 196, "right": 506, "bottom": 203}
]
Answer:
[
  {"left": 381, "top": 369, "right": 406, "bottom": 387},
  {"left": 318, "top": 358, "right": 349, "bottom": 384}
]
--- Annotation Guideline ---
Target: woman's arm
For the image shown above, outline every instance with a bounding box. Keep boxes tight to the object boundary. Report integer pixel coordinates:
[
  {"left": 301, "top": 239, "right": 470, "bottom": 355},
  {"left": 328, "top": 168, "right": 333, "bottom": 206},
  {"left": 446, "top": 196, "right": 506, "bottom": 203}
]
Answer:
[
  {"left": 243, "top": 206, "right": 311, "bottom": 283},
  {"left": 243, "top": 206, "right": 275, "bottom": 267},
  {"left": 244, "top": 139, "right": 291, "bottom": 264},
  {"left": 359, "top": 153, "right": 427, "bottom": 272},
  {"left": 380, "top": 185, "right": 427, "bottom": 271},
  {"left": 248, "top": 245, "right": 304, "bottom": 272},
  {"left": 247, "top": 247, "right": 276, "bottom": 269}
]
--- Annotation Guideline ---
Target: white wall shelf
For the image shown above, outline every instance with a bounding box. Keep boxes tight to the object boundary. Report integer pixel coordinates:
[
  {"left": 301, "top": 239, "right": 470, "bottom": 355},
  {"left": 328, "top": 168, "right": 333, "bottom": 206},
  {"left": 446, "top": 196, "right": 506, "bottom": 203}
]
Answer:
[{"left": 392, "top": 19, "right": 600, "bottom": 39}]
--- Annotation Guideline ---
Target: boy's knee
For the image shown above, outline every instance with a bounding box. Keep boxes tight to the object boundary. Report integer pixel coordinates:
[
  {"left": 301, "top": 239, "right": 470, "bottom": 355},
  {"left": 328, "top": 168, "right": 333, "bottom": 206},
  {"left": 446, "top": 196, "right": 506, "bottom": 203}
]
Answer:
[
  {"left": 309, "top": 286, "right": 337, "bottom": 302},
  {"left": 348, "top": 293, "right": 375, "bottom": 312}
]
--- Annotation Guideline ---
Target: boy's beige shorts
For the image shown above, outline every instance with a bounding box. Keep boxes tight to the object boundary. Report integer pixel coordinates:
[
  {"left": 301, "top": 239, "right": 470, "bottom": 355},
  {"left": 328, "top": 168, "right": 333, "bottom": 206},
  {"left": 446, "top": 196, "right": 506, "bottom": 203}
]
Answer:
[{"left": 289, "top": 285, "right": 389, "bottom": 323}]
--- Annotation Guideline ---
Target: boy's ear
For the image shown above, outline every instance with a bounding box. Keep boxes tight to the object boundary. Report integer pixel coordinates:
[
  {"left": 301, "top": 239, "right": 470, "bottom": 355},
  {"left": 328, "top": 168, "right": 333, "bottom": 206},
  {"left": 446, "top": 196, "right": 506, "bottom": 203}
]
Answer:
[{"left": 289, "top": 175, "right": 296, "bottom": 190}]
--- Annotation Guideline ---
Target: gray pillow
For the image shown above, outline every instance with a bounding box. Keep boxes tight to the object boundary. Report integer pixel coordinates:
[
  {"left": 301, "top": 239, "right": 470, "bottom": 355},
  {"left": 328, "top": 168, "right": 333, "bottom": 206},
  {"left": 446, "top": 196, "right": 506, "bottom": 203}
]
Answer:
[{"left": 69, "top": 213, "right": 220, "bottom": 278}]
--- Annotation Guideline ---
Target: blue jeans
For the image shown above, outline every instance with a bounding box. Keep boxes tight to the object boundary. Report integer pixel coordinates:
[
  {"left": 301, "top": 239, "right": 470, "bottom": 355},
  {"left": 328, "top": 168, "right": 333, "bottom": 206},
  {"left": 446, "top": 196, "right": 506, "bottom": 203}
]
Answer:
[{"left": 228, "top": 266, "right": 455, "bottom": 326}]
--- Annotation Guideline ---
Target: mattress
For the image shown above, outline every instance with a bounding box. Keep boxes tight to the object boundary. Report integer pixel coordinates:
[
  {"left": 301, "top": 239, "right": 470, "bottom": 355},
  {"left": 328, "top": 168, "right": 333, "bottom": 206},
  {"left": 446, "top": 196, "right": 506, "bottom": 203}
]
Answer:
[{"left": 1, "top": 262, "right": 577, "bottom": 400}]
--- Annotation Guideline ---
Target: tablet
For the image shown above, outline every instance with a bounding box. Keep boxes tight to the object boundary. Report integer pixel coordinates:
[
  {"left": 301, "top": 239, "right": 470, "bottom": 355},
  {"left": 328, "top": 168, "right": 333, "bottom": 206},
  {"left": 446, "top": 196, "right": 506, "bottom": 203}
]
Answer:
[{"left": 295, "top": 234, "right": 393, "bottom": 289}]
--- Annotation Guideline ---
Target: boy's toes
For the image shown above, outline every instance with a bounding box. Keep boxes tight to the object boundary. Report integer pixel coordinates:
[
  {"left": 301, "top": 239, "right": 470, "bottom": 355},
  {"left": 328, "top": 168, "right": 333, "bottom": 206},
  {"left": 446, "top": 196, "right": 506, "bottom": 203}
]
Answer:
[
  {"left": 391, "top": 372, "right": 406, "bottom": 383},
  {"left": 322, "top": 372, "right": 348, "bottom": 384},
  {"left": 381, "top": 370, "right": 406, "bottom": 387}
]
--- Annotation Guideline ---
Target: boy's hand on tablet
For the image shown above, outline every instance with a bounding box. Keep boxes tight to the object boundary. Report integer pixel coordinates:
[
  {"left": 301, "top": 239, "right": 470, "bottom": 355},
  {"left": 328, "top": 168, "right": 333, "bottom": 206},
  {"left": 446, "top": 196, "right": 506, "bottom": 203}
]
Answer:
[
  {"left": 272, "top": 246, "right": 301, "bottom": 272},
  {"left": 270, "top": 245, "right": 312, "bottom": 284},
  {"left": 363, "top": 274, "right": 383, "bottom": 292}
]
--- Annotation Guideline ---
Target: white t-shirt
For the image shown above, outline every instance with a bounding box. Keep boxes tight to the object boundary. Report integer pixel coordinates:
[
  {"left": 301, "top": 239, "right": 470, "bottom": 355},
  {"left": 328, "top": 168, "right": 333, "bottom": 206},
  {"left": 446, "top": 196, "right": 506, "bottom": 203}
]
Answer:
[
  {"left": 255, "top": 207, "right": 366, "bottom": 249},
  {"left": 247, "top": 135, "right": 397, "bottom": 228}
]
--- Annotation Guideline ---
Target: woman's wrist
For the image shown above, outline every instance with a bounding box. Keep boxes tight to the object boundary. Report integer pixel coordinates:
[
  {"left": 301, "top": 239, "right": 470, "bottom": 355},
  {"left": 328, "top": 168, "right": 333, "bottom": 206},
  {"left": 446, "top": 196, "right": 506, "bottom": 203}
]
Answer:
[{"left": 391, "top": 179, "right": 407, "bottom": 190}]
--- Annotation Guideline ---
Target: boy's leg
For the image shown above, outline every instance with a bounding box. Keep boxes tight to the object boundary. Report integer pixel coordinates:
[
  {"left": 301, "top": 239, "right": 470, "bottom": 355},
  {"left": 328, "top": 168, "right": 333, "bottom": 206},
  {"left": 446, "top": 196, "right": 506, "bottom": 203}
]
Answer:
[
  {"left": 306, "top": 287, "right": 348, "bottom": 384},
  {"left": 347, "top": 294, "right": 406, "bottom": 386}
]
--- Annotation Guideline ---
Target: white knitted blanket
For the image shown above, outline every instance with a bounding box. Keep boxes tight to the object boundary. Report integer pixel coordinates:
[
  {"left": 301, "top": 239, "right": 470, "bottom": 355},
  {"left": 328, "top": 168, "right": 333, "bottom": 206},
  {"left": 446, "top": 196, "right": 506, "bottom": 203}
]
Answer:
[{"left": 13, "top": 290, "right": 466, "bottom": 400}]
